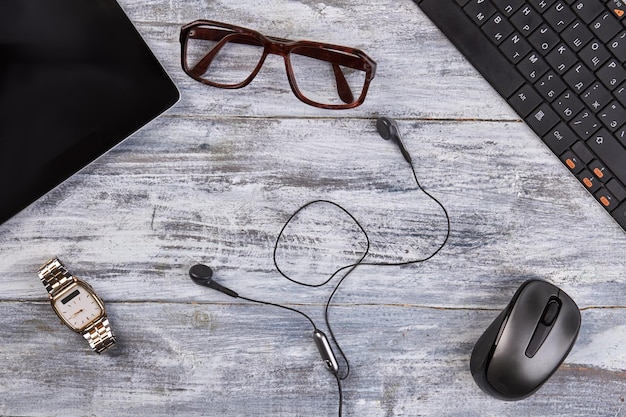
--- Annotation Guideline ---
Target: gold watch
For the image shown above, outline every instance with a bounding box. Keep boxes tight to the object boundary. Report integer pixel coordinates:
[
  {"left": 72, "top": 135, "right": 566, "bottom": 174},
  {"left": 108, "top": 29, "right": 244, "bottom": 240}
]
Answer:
[{"left": 38, "top": 258, "right": 116, "bottom": 353}]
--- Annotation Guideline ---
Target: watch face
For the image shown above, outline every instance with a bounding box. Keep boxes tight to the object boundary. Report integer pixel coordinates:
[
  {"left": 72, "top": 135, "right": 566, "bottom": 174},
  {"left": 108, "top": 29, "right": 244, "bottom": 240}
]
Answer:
[{"left": 53, "top": 283, "right": 104, "bottom": 331}]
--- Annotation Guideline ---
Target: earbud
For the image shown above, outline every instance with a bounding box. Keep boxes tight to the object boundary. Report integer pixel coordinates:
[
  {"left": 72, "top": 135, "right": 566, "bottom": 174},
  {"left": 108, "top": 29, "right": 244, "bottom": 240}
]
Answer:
[
  {"left": 189, "top": 264, "right": 239, "bottom": 298},
  {"left": 376, "top": 117, "right": 412, "bottom": 164}
]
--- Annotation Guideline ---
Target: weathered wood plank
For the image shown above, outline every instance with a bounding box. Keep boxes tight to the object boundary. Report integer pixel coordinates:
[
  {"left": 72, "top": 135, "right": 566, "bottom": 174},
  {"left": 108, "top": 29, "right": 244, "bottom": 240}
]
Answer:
[
  {"left": 0, "top": 303, "right": 625, "bottom": 416},
  {"left": 1, "top": 118, "right": 624, "bottom": 305}
]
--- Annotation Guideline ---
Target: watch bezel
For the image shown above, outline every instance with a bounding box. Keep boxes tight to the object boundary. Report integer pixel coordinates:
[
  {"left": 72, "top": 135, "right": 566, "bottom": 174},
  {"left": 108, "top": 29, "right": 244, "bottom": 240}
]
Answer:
[{"left": 50, "top": 280, "right": 106, "bottom": 332}]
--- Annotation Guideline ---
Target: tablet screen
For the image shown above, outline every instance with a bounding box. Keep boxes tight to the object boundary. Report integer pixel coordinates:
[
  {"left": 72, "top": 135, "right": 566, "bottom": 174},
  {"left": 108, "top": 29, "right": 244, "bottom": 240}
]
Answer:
[{"left": 0, "top": 0, "right": 179, "bottom": 225}]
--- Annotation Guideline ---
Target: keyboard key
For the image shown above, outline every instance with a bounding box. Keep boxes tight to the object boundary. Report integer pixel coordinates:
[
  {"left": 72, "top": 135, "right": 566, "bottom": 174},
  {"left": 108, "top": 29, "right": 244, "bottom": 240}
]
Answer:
[
  {"left": 561, "top": 150, "right": 584, "bottom": 173},
  {"left": 572, "top": 0, "right": 605, "bottom": 24},
  {"left": 608, "top": 31, "right": 626, "bottom": 62},
  {"left": 607, "top": 178, "right": 626, "bottom": 201},
  {"left": 613, "top": 125, "right": 626, "bottom": 147},
  {"left": 528, "top": 0, "right": 556, "bottom": 13},
  {"left": 599, "top": 101, "right": 626, "bottom": 131},
  {"left": 529, "top": 24, "right": 560, "bottom": 55},
  {"left": 493, "top": 0, "right": 525, "bottom": 17},
  {"left": 615, "top": 126, "right": 626, "bottom": 146},
  {"left": 597, "top": 59, "right": 626, "bottom": 90},
  {"left": 543, "top": 122, "right": 578, "bottom": 153},
  {"left": 517, "top": 52, "right": 550, "bottom": 81},
  {"left": 546, "top": 43, "right": 578, "bottom": 74},
  {"left": 511, "top": 5, "right": 543, "bottom": 36},
  {"left": 482, "top": 13, "right": 515, "bottom": 44},
  {"left": 607, "top": 0, "right": 626, "bottom": 21},
  {"left": 500, "top": 32, "right": 532, "bottom": 63},
  {"left": 590, "top": 12, "right": 622, "bottom": 43},
  {"left": 510, "top": 84, "right": 543, "bottom": 116},
  {"left": 572, "top": 141, "right": 595, "bottom": 163},
  {"left": 544, "top": 2, "right": 576, "bottom": 32},
  {"left": 563, "top": 63, "right": 595, "bottom": 93},
  {"left": 581, "top": 82, "right": 613, "bottom": 112},
  {"left": 579, "top": 40, "right": 611, "bottom": 69},
  {"left": 570, "top": 109, "right": 601, "bottom": 138},
  {"left": 526, "top": 104, "right": 560, "bottom": 135},
  {"left": 587, "top": 128, "right": 626, "bottom": 184},
  {"left": 535, "top": 71, "right": 567, "bottom": 101},
  {"left": 578, "top": 169, "right": 602, "bottom": 192},
  {"left": 595, "top": 188, "right": 619, "bottom": 210},
  {"left": 464, "top": 0, "right": 497, "bottom": 25},
  {"left": 589, "top": 159, "right": 612, "bottom": 182},
  {"left": 553, "top": 90, "right": 584, "bottom": 120},
  {"left": 561, "top": 20, "right": 594, "bottom": 51}
]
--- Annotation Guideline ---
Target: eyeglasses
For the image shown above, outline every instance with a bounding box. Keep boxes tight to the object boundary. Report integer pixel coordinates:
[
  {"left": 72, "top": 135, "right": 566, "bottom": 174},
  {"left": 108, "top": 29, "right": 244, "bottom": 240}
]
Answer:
[{"left": 179, "top": 20, "right": 377, "bottom": 109}]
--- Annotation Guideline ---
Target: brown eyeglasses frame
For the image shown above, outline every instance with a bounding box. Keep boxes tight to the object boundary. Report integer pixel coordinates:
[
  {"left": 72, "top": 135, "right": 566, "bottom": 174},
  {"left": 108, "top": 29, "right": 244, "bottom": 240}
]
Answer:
[{"left": 179, "top": 20, "right": 377, "bottom": 109}]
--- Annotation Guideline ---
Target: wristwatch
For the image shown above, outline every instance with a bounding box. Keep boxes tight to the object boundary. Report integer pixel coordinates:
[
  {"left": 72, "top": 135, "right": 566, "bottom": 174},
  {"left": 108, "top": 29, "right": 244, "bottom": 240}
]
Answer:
[{"left": 38, "top": 258, "right": 116, "bottom": 353}]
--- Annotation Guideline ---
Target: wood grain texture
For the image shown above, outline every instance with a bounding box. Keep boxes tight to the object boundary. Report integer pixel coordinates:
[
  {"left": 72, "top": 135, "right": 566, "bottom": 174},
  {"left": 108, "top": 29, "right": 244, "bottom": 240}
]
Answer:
[{"left": 1, "top": 0, "right": 626, "bottom": 416}]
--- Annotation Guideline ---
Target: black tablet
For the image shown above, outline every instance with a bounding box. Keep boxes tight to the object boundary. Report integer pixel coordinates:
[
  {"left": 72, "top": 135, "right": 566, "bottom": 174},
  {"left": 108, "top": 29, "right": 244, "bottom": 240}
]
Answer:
[{"left": 0, "top": 0, "right": 180, "bottom": 225}]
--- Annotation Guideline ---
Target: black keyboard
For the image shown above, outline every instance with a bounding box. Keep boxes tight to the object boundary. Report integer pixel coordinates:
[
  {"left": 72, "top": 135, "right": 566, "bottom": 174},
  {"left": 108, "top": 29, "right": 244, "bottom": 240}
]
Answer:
[{"left": 413, "top": 0, "right": 626, "bottom": 232}]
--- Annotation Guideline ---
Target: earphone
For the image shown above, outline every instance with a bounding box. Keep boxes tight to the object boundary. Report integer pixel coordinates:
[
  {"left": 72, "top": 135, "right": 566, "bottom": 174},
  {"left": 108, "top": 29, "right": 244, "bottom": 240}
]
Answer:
[
  {"left": 189, "top": 264, "right": 238, "bottom": 298},
  {"left": 189, "top": 117, "right": 450, "bottom": 416},
  {"left": 376, "top": 116, "right": 412, "bottom": 164}
]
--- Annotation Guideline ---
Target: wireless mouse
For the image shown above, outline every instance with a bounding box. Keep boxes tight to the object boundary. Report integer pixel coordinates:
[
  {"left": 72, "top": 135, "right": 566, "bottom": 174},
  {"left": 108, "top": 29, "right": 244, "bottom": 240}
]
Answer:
[{"left": 470, "top": 279, "right": 581, "bottom": 401}]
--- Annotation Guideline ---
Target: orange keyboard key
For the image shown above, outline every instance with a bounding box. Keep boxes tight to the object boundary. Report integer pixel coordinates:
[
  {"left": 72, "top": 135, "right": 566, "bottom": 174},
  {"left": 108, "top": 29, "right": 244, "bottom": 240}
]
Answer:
[
  {"left": 595, "top": 189, "right": 618, "bottom": 210},
  {"left": 578, "top": 170, "right": 601, "bottom": 192},
  {"left": 560, "top": 150, "right": 583, "bottom": 173},
  {"left": 589, "top": 160, "right": 611, "bottom": 182}
]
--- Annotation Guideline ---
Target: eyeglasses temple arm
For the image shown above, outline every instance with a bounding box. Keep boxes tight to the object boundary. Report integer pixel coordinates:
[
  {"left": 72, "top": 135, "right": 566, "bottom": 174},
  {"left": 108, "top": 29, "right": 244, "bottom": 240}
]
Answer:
[
  {"left": 290, "top": 46, "right": 370, "bottom": 71},
  {"left": 188, "top": 48, "right": 220, "bottom": 78},
  {"left": 331, "top": 63, "right": 354, "bottom": 104}
]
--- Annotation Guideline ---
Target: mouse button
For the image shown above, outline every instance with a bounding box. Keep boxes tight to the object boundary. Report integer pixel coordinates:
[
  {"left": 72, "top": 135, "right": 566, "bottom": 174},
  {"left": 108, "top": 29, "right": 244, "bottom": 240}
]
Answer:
[
  {"left": 541, "top": 298, "right": 561, "bottom": 326},
  {"left": 485, "top": 283, "right": 553, "bottom": 373},
  {"left": 497, "top": 283, "right": 550, "bottom": 347},
  {"left": 486, "top": 351, "right": 539, "bottom": 398},
  {"left": 546, "top": 295, "right": 581, "bottom": 350},
  {"left": 558, "top": 289, "right": 582, "bottom": 329}
]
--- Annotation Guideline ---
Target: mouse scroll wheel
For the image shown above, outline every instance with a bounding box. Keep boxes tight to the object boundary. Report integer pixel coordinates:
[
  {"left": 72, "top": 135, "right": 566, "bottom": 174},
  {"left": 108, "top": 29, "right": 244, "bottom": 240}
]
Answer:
[{"left": 541, "top": 299, "right": 561, "bottom": 326}]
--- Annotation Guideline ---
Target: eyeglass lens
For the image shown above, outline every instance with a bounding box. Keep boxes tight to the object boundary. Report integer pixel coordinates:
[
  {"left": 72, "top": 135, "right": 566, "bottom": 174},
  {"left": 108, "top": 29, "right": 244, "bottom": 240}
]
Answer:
[
  {"left": 289, "top": 46, "right": 367, "bottom": 106},
  {"left": 184, "top": 24, "right": 370, "bottom": 107},
  {"left": 185, "top": 28, "right": 264, "bottom": 86}
]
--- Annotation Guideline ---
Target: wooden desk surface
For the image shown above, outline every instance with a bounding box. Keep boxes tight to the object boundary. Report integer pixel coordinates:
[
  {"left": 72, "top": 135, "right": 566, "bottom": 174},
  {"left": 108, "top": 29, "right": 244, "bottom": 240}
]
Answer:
[{"left": 2, "top": 0, "right": 626, "bottom": 416}]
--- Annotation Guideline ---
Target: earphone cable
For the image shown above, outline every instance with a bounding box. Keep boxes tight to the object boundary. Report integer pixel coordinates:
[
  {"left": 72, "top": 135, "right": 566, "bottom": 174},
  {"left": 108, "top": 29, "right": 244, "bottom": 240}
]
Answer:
[
  {"left": 237, "top": 295, "right": 317, "bottom": 331},
  {"left": 273, "top": 199, "right": 371, "bottom": 289},
  {"left": 336, "top": 373, "right": 343, "bottom": 417},
  {"left": 271, "top": 155, "right": 451, "bottom": 413},
  {"left": 191, "top": 123, "right": 450, "bottom": 417},
  {"left": 236, "top": 294, "right": 343, "bottom": 417}
]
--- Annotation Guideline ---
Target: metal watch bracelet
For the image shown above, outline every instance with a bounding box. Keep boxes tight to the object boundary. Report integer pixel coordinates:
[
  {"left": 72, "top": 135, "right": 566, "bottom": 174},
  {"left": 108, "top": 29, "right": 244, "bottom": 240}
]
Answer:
[
  {"left": 38, "top": 258, "right": 116, "bottom": 353},
  {"left": 82, "top": 317, "right": 116, "bottom": 353},
  {"left": 38, "top": 258, "right": 75, "bottom": 297}
]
